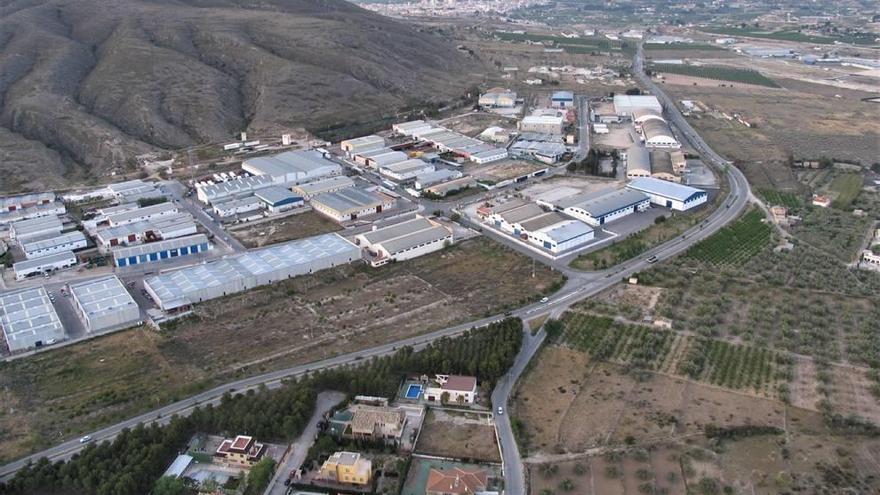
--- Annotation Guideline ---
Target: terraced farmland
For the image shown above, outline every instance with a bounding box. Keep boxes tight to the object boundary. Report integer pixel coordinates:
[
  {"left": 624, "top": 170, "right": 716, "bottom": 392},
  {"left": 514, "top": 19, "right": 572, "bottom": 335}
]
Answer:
[{"left": 684, "top": 209, "right": 773, "bottom": 265}]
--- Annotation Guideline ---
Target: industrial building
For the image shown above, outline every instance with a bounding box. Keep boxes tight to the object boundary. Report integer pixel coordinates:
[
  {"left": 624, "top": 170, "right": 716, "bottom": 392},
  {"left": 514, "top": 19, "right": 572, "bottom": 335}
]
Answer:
[
  {"left": 479, "top": 88, "right": 517, "bottom": 108},
  {"left": 488, "top": 200, "right": 595, "bottom": 253},
  {"left": 424, "top": 177, "right": 477, "bottom": 198},
  {"left": 1, "top": 192, "right": 54, "bottom": 212},
  {"left": 254, "top": 187, "right": 303, "bottom": 213},
  {"left": 551, "top": 90, "right": 575, "bottom": 108},
  {"left": 0, "top": 201, "right": 66, "bottom": 226},
  {"left": 311, "top": 188, "right": 395, "bottom": 222},
  {"left": 10, "top": 216, "right": 63, "bottom": 241},
  {"left": 414, "top": 169, "right": 462, "bottom": 190},
  {"left": 144, "top": 233, "right": 360, "bottom": 311},
  {"left": 355, "top": 216, "right": 452, "bottom": 266},
  {"left": 113, "top": 234, "right": 210, "bottom": 268},
  {"left": 392, "top": 120, "right": 433, "bottom": 137},
  {"left": 640, "top": 119, "right": 680, "bottom": 149},
  {"left": 632, "top": 108, "right": 665, "bottom": 125},
  {"left": 13, "top": 251, "right": 77, "bottom": 281},
  {"left": 292, "top": 176, "right": 355, "bottom": 199},
  {"left": 627, "top": 177, "right": 708, "bottom": 211},
  {"left": 242, "top": 150, "right": 342, "bottom": 187},
  {"left": 519, "top": 115, "right": 564, "bottom": 135},
  {"left": 556, "top": 188, "right": 651, "bottom": 226},
  {"left": 355, "top": 149, "right": 409, "bottom": 169},
  {"left": 509, "top": 140, "right": 568, "bottom": 164},
  {"left": 212, "top": 196, "right": 264, "bottom": 218},
  {"left": 107, "top": 180, "right": 164, "bottom": 204},
  {"left": 22, "top": 231, "right": 88, "bottom": 259},
  {"left": 649, "top": 151, "right": 679, "bottom": 182},
  {"left": 0, "top": 287, "right": 65, "bottom": 352},
  {"left": 399, "top": 123, "right": 507, "bottom": 165},
  {"left": 95, "top": 213, "right": 197, "bottom": 249},
  {"left": 69, "top": 276, "right": 141, "bottom": 333},
  {"left": 379, "top": 159, "right": 435, "bottom": 182},
  {"left": 613, "top": 94, "right": 663, "bottom": 116},
  {"left": 625, "top": 144, "right": 652, "bottom": 179},
  {"left": 107, "top": 202, "right": 179, "bottom": 227},
  {"left": 340, "top": 135, "right": 385, "bottom": 154},
  {"left": 196, "top": 175, "right": 275, "bottom": 205}
]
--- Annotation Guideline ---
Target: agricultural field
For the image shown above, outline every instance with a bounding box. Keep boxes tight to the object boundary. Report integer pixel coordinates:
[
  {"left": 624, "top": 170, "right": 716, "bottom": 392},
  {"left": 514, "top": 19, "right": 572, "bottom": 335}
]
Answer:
[
  {"left": 494, "top": 32, "right": 622, "bottom": 52},
  {"left": 683, "top": 209, "right": 773, "bottom": 265},
  {"left": 0, "top": 238, "right": 564, "bottom": 462},
  {"left": 757, "top": 188, "right": 802, "bottom": 208},
  {"left": 702, "top": 26, "right": 876, "bottom": 46},
  {"left": 788, "top": 203, "right": 876, "bottom": 262},
  {"left": 230, "top": 210, "right": 342, "bottom": 248},
  {"left": 414, "top": 409, "right": 501, "bottom": 463},
  {"left": 645, "top": 42, "right": 723, "bottom": 51},
  {"left": 827, "top": 173, "right": 863, "bottom": 210},
  {"left": 653, "top": 64, "right": 780, "bottom": 88}
]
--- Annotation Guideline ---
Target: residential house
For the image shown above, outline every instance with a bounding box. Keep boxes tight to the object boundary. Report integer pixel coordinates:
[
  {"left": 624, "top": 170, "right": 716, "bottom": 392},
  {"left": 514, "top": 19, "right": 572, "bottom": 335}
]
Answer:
[
  {"left": 318, "top": 451, "right": 372, "bottom": 486},
  {"left": 426, "top": 467, "right": 488, "bottom": 495},
  {"left": 214, "top": 435, "right": 266, "bottom": 467},
  {"left": 424, "top": 375, "right": 477, "bottom": 404}
]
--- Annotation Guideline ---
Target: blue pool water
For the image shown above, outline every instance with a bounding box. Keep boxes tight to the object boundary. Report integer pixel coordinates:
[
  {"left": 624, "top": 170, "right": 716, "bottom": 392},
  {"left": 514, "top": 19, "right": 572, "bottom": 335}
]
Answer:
[{"left": 405, "top": 384, "right": 423, "bottom": 399}]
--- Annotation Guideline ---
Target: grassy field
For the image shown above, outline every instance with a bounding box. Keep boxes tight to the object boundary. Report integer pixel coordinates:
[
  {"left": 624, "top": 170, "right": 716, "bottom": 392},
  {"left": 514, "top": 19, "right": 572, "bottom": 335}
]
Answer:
[
  {"left": 703, "top": 26, "right": 876, "bottom": 46},
  {"left": 645, "top": 42, "right": 723, "bottom": 51},
  {"left": 654, "top": 64, "right": 780, "bottom": 88},
  {"left": 684, "top": 209, "right": 772, "bottom": 265},
  {"left": 0, "top": 238, "right": 564, "bottom": 462},
  {"left": 828, "top": 173, "right": 863, "bottom": 210},
  {"left": 758, "top": 188, "right": 802, "bottom": 208},
  {"left": 230, "top": 210, "right": 342, "bottom": 248}
]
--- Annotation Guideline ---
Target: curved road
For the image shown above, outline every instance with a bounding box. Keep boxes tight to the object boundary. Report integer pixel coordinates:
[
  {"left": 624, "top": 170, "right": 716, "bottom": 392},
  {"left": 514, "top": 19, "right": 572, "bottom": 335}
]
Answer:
[{"left": 0, "top": 44, "right": 753, "bottom": 494}]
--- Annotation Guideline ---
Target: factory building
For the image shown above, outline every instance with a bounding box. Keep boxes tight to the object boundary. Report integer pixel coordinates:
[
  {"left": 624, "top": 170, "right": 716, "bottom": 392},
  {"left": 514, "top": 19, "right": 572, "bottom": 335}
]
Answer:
[
  {"left": 82, "top": 203, "right": 141, "bottom": 231},
  {"left": 414, "top": 169, "right": 463, "bottom": 190},
  {"left": 649, "top": 151, "right": 679, "bottom": 182},
  {"left": 212, "top": 196, "right": 264, "bottom": 218},
  {"left": 625, "top": 144, "right": 652, "bottom": 179},
  {"left": 380, "top": 159, "right": 435, "bottom": 182},
  {"left": 107, "top": 202, "right": 178, "bottom": 227},
  {"left": 632, "top": 108, "right": 665, "bottom": 125},
  {"left": 144, "top": 233, "right": 360, "bottom": 311},
  {"left": 292, "top": 176, "right": 355, "bottom": 199},
  {"left": 242, "top": 150, "right": 342, "bottom": 187},
  {"left": 488, "top": 201, "right": 594, "bottom": 253},
  {"left": 311, "top": 188, "right": 395, "bottom": 223},
  {"left": 22, "top": 231, "right": 88, "bottom": 259},
  {"left": 479, "top": 88, "right": 517, "bottom": 108},
  {"left": 556, "top": 188, "right": 651, "bottom": 226},
  {"left": 392, "top": 120, "right": 434, "bottom": 137},
  {"left": 69, "top": 276, "right": 141, "bottom": 333},
  {"left": 551, "top": 90, "right": 575, "bottom": 108},
  {"left": 13, "top": 251, "right": 77, "bottom": 281},
  {"left": 355, "top": 149, "right": 409, "bottom": 169},
  {"left": 355, "top": 216, "right": 452, "bottom": 266},
  {"left": 400, "top": 123, "right": 507, "bottom": 164},
  {"left": 519, "top": 115, "right": 564, "bottom": 135},
  {"left": 0, "top": 201, "right": 66, "bottom": 226},
  {"left": 254, "top": 187, "right": 304, "bottom": 213},
  {"left": 95, "top": 213, "right": 197, "bottom": 249},
  {"left": 0, "top": 287, "right": 65, "bottom": 352},
  {"left": 196, "top": 175, "right": 275, "bottom": 205},
  {"left": 468, "top": 147, "right": 509, "bottom": 164},
  {"left": 10, "top": 216, "right": 63, "bottom": 241},
  {"left": 627, "top": 177, "right": 708, "bottom": 211},
  {"left": 113, "top": 234, "right": 210, "bottom": 268},
  {"left": 0, "top": 192, "right": 54, "bottom": 212},
  {"left": 425, "top": 177, "right": 477, "bottom": 198},
  {"left": 613, "top": 94, "right": 663, "bottom": 116},
  {"left": 640, "top": 119, "right": 680, "bottom": 148},
  {"left": 509, "top": 140, "right": 568, "bottom": 164},
  {"left": 106, "top": 180, "right": 164, "bottom": 204},
  {"left": 340, "top": 135, "right": 385, "bottom": 154}
]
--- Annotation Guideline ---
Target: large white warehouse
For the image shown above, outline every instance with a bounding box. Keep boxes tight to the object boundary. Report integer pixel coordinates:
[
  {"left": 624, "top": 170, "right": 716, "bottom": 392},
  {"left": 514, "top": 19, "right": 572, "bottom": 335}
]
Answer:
[
  {"left": 145, "top": 233, "right": 360, "bottom": 311},
  {"left": 242, "top": 150, "right": 342, "bottom": 187},
  {"left": 70, "top": 276, "right": 142, "bottom": 333},
  {"left": 613, "top": 94, "right": 663, "bottom": 116},
  {"left": 13, "top": 251, "right": 77, "bottom": 281},
  {"left": 556, "top": 188, "right": 651, "bottom": 226},
  {"left": 0, "top": 287, "right": 65, "bottom": 352},
  {"left": 22, "top": 231, "right": 88, "bottom": 260},
  {"left": 355, "top": 216, "right": 452, "bottom": 267},
  {"left": 10, "top": 216, "right": 63, "bottom": 241},
  {"left": 626, "top": 177, "right": 708, "bottom": 211}
]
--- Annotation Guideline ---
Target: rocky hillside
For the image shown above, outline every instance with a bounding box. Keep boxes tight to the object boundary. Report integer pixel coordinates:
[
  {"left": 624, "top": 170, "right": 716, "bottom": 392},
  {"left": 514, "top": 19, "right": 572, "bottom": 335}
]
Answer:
[{"left": 0, "top": 0, "right": 482, "bottom": 193}]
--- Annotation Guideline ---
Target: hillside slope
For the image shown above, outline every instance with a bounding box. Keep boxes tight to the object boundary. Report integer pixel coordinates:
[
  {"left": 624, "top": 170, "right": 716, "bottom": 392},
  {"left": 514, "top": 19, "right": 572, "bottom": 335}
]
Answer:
[{"left": 0, "top": 0, "right": 482, "bottom": 192}]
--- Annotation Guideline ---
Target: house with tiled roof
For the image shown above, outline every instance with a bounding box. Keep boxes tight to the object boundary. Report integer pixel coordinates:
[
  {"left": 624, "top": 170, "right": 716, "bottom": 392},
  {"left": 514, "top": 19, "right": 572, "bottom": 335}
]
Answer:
[
  {"left": 426, "top": 467, "right": 488, "bottom": 495},
  {"left": 425, "top": 375, "right": 478, "bottom": 404}
]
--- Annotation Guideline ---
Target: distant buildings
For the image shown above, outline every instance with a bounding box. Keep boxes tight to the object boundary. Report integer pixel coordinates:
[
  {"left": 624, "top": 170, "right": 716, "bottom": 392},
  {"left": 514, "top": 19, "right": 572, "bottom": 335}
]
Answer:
[
  {"left": 380, "top": 159, "right": 435, "bottom": 182},
  {"left": 613, "top": 94, "right": 663, "bottom": 116},
  {"left": 215, "top": 435, "right": 266, "bottom": 468},
  {"left": 812, "top": 195, "right": 832, "bottom": 208},
  {"left": 292, "top": 176, "right": 356, "bottom": 199},
  {"left": 550, "top": 90, "right": 574, "bottom": 108},
  {"left": 340, "top": 135, "right": 385, "bottom": 155},
  {"left": 478, "top": 88, "right": 517, "bottom": 108},
  {"left": 519, "top": 115, "right": 564, "bottom": 135},
  {"left": 392, "top": 121, "right": 507, "bottom": 165},
  {"left": 0, "top": 193, "right": 65, "bottom": 225},
  {"left": 318, "top": 452, "right": 372, "bottom": 486},
  {"left": 196, "top": 175, "right": 274, "bottom": 205}
]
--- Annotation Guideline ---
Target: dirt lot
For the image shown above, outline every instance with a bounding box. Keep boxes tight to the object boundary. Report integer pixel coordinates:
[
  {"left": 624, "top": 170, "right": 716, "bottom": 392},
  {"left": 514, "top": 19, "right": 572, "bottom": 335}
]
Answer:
[
  {"left": 415, "top": 409, "right": 500, "bottom": 462},
  {"left": 658, "top": 73, "right": 779, "bottom": 89},
  {"left": 441, "top": 112, "right": 518, "bottom": 137},
  {"left": 230, "top": 210, "right": 341, "bottom": 248},
  {"left": 0, "top": 237, "right": 564, "bottom": 462}
]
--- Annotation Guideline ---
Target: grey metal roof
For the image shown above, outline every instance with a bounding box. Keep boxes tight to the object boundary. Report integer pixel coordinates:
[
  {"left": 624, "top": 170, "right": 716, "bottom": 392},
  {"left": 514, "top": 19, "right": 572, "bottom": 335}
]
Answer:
[
  {"left": 626, "top": 144, "right": 651, "bottom": 172},
  {"left": 13, "top": 251, "right": 76, "bottom": 272},
  {"left": 96, "top": 213, "right": 195, "bottom": 241},
  {"left": 552, "top": 90, "right": 574, "bottom": 100},
  {"left": 292, "top": 176, "right": 355, "bottom": 196},
  {"left": 0, "top": 287, "right": 64, "bottom": 348},
  {"left": 112, "top": 234, "right": 209, "bottom": 259},
  {"left": 394, "top": 120, "right": 428, "bottom": 131},
  {"left": 541, "top": 220, "right": 594, "bottom": 244},
  {"left": 380, "top": 225, "right": 451, "bottom": 255},
  {"left": 70, "top": 276, "right": 138, "bottom": 321},
  {"left": 361, "top": 217, "right": 436, "bottom": 245},
  {"left": 108, "top": 202, "right": 177, "bottom": 225},
  {"left": 199, "top": 175, "right": 275, "bottom": 201},
  {"left": 312, "top": 188, "right": 387, "bottom": 216},
  {"left": 519, "top": 212, "right": 567, "bottom": 232},
  {"left": 642, "top": 119, "right": 674, "bottom": 141},
  {"left": 559, "top": 188, "right": 649, "bottom": 217},
  {"left": 244, "top": 150, "right": 339, "bottom": 179},
  {"left": 381, "top": 159, "right": 433, "bottom": 174},
  {"left": 22, "top": 231, "right": 87, "bottom": 253},
  {"left": 254, "top": 186, "right": 300, "bottom": 205},
  {"left": 499, "top": 203, "right": 546, "bottom": 224},
  {"left": 342, "top": 135, "right": 384, "bottom": 147},
  {"left": 369, "top": 151, "right": 408, "bottom": 167},
  {"left": 213, "top": 195, "right": 263, "bottom": 210},
  {"left": 627, "top": 177, "right": 706, "bottom": 202},
  {"left": 11, "top": 216, "right": 62, "bottom": 236},
  {"left": 415, "top": 169, "right": 461, "bottom": 187},
  {"left": 0, "top": 192, "right": 55, "bottom": 209}
]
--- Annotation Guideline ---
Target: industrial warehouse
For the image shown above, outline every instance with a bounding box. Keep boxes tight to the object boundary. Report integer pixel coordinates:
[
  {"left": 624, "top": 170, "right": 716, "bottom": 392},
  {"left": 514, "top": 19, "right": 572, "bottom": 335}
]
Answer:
[
  {"left": 292, "top": 176, "right": 355, "bottom": 199},
  {"left": 626, "top": 177, "right": 708, "bottom": 211},
  {"left": 21, "top": 231, "right": 88, "bottom": 260},
  {"left": 391, "top": 121, "right": 508, "bottom": 164},
  {"left": 310, "top": 188, "right": 395, "bottom": 223},
  {"left": 380, "top": 159, "right": 435, "bottom": 182},
  {"left": 241, "top": 150, "right": 342, "bottom": 186},
  {"left": 486, "top": 200, "right": 595, "bottom": 254},
  {"left": 95, "top": 213, "right": 197, "bottom": 249},
  {"left": 553, "top": 188, "right": 651, "bottom": 226},
  {"left": 354, "top": 216, "right": 453, "bottom": 267},
  {"left": 113, "top": 234, "right": 211, "bottom": 268},
  {"left": 13, "top": 252, "right": 77, "bottom": 281},
  {"left": 69, "top": 276, "right": 141, "bottom": 333},
  {"left": 196, "top": 175, "right": 274, "bottom": 205},
  {"left": 144, "top": 233, "right": 360, "bottom": 311},
  {"left": 0, "top": 287, "right": 65, "bottom": 352},
  {"left": 9, "top": 215, "right": 63, "bottom": 241}
]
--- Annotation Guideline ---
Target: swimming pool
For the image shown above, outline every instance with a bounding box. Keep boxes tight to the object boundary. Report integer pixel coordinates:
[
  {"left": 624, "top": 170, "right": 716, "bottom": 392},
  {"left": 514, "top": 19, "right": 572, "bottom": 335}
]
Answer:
[{"left": 405, "top": 383, "right": 423, "bottom": 399}]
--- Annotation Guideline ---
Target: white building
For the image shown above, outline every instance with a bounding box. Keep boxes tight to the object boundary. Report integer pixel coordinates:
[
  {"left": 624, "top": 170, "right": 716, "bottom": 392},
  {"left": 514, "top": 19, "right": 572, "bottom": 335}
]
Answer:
[
  {"left": 640, "top": 119, "right": 680, "bottom": 148},
  {"left": 95, "top": 213, "right": 196, "bottom": 249},
  {"left": 392, "top": 120, "right": 433, "bottom": 137},
  {"left": 212, "top": 196, "right": 264, "bottom": 218},
  {"left": 0, "top": 202, "right": 66, "bottom": 226},
  {"left": 0, "top": 192, "right": 54, "bottom": 213},
  {"left": 414, "top": 169, "right": 463, "bottom": 190},
  {"left": 70, "top": 276, "right": 141, "bottom": 333},
  {"left": 311, "top": 188, "right": 395, "bottom": 223},
  {"left": 22, "top": 231, "right": 88, "bottom": 259},
  {"left": 626, "top": 177, "right": 708, "bottom": 211},
  {"left": 242, "top": 150, "right": 342, "bottom": 187},
  {"left": 13, "top": 251, "right": 77, "bottom": 281},
  {"left": 488, "top": 201, "right": 594, "bottom": 253},
  {"left": 380, "top": 160, "right": 435, "bottom": 182},
  {"left": 519, "top": 115, "right": 564, "bottom": 135},
  {"left": 10, "top": 216, "right": 63, "bottom": 241},
  {"left": 356, "top": 149, "right": 409, "bottom": 169},
  {"left": 196, "top": 175, "right": 275, "bottom": 205},
  {"left": 355, "top": 216, "right": 452, "bottom": 267},
  {"left": 469, "top": 148, "right": 509, "bottom": 164},
  {"left": 292, "top": 176, "right": 356, "bottom": 199},
  {"left": 613, "top": 94, "right": 663, "bottom": 116},
  {"left": 0, "top": 287, "right": 65, "bottom": 352},
  {"left": 340, "top": 135, "right": 385, "bottom": 154},
  {"left": 556, "top": 188, "right": 651, "bottom": 226},
  {"left": 254, "top": 187, "right": 304, "bottom": 214},
  {"left": 479, "top": 88, "right": 517, "bottom": 108},
  {"left": 424, "top": 375, "right": 477, "bottom": 404},
  {"left": 107, "top": 202, "right": 179, "bottom": 227}
]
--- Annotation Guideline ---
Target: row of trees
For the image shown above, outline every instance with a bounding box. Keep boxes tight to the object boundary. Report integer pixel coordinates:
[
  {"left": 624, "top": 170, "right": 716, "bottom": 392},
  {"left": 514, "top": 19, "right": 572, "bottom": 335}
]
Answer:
[{"left": 1, "top": 319, "right": 524, "bottom": 495}]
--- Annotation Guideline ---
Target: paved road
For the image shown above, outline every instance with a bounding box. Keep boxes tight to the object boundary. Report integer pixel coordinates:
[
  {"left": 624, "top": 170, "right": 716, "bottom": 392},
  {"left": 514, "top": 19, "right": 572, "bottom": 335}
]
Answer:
[
  {"left": 574, "top": 94, "right": 591, "bottom": 161},
  {"left": 265, "top": 391, "right": 346, "bottom": 495},
  {"left": 161, "top": 181, "right": 246, "bottom": 252}
]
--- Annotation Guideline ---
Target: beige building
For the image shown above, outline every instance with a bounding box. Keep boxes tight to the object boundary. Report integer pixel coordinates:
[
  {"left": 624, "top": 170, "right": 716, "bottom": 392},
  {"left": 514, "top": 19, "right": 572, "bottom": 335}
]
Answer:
[
  {"left": 214, "top": 435, "right": 266, "bottom": 467},
  {"left": 318, "top": 451, "right": 372, "bottom": 486}
]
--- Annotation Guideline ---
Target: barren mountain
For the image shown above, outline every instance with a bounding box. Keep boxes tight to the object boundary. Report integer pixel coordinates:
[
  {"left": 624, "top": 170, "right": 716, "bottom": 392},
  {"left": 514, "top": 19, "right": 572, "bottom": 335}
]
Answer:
[{"left": 0, "top": 0, "right": 483, "bottom": 193}]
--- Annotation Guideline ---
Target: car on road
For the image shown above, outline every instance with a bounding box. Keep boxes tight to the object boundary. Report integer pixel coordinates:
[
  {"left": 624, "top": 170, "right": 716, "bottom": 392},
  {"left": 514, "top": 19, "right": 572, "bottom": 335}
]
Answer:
[
  {"left": 647, "top": 255, "right": 658, "bottom": 263},
  {"left": 45, "top": 339, "right": 57, "bottom": 345},
  {"left": 497, "top": 406, "right": 503, "bottom": 415},
  {"left": 540, "top": 297, "right": 549, "bottom": 303},
  {"left": 79, "top": 435, "right": 92, "bottom": 443}
]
